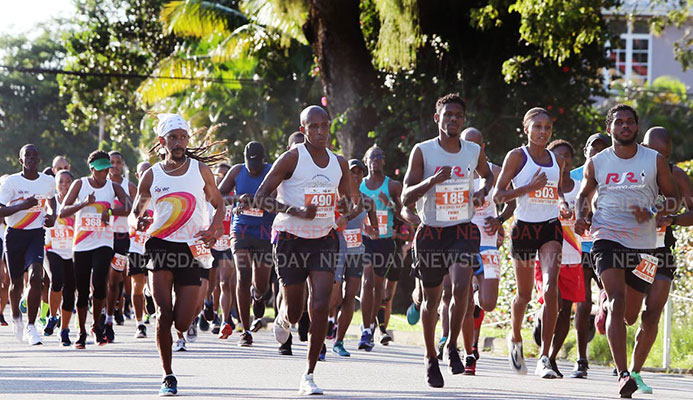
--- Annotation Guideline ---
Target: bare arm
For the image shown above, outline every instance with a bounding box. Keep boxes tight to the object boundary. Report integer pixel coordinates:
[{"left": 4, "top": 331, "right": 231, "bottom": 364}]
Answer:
[
  {"left": 388, "top": 179, "right": 404, "bottom": 221},
  {"left": 574, "top": 159, "right": 598, "bottom": 235},
  {"left": 253, "top": 149, "right": 309, "bottom": 217},
  {"left": 472, "top": 149, "right": 494, "bottom": 207},
  {"left": 130, "top": 169, "right": 153, "bottom": 232},
  {"left": 198, "top": 162, "right": 225, "bottom": 246},
  {"left": 493, "top": 149, "right": 547, "bottom": 204},
  {"left": 661, "top": 167, "right": 693, "bottom": 226},
  {"left": 59, "top": 179, "right": 88, "bottom": 218},
  {"left": 656, "top": 154, "right": 679, "bottom": 214},
  {"left": 112, "top": 182, "right": 132, "bottom": 216},
  {"left": 218, "top": 164, "right": 242, "bottom": 205},
  {"left": 402, "top": 147, "right": 451, "bottom": 207}
]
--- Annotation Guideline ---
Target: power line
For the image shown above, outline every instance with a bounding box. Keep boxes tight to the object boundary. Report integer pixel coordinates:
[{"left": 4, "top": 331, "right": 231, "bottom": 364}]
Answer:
[{"left": 0, "top": 65, "right": 262, "bottom": 85}]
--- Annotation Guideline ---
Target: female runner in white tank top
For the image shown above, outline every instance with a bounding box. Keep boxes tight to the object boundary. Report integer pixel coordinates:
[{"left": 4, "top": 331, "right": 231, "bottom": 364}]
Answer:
[{"left": 494, "top": 108, "right": 572, "bottom": 378}]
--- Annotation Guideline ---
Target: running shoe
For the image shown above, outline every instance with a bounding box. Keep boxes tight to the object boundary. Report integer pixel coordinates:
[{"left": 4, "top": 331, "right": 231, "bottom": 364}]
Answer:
[
  {"left": 278, "top": 333, "right": 293, "bottom": 355},
  {"left": 174, "top": 337, "right": 186, "bottom": 352},
  {"left": 318, "top": 343, "right": 326, "bottom": 361},
  {"left": 159, "top": 375, "right": 178, "bottom": 397},
  {"left": 251, "top": 286, "right": 266, "bottom": 319},
  {"left": 211, "top": 315, "right": 221, "bottom": 335},
  {"left": 535, "top": 356, "right": 558, "bottom": 379},
  {"left": 437, "top": 336, "right": 447, "bottom": 360},
  {"left": 104, "top": 322, "right": 115, "bottom": 343},
  {"left": 358, "top": 330, "right": 373, "bottom": 352},
  {"left": 326, "top": 319, "right": 336, "bottom": 341},
  {"left": 425, "top": 356, "right": 444, "bottom": 388},
  {"left": 630, "top": 371, "right": 653, "bottom": 394},
  {"left": 75, "top": 332, "right": 87, "bottom": 349},
  {"left": 298, "top": 311, "right": 310, "bottom": 342},
  {"left": 91, "top": 325, "right": 107, "bottom": 346},
  {"left": 618, "top": 372, "right": 638, "bottom": 398},
  {"left": 464, "top": 355, "right": 476, "bottom": 375},
  {"left": 238, "top": 331, "right": 253, "bottom": 347},
  {"left": 532, "top": 317, "right": 542, "bottom": 347},
  {"left": 144, "top": 314, "right": 151, "bottom": 325},
  {"left": 25, "top": 324, "right": 42, "bottom": 345},
  {"left": 273, "top": 313, "right": 291, "bottom": 344},
  {"left": 60, "top": 329, "right": 71, "bottom": 346},
  {"left": 13, "top": 317, "right": 24, "bottom": 343},
  {"left": 218, "top": 322, "right": 233, "bottom": 339},
  {"left": 114, "top": 308, "right": 124, "bottom": 326},
  {"left": 19, "top": 298, "right": 27, "bottom": 313},
  {"left": 507, "top": 335, "right": 527, "bottom": 374},
  {"left": 595, "top": 290, "right": 608, "bottom": 335},
  {"left": 135, "top": 324, "right": 147, "bottom": 339},
  {"left": 472, "top": 343, "right": 480, "bottom": 360},
  {"left": 186, "top": 318, "right": 198, "bottom": 342},
  {"left": 198, "top": 313, "right": 209, "bottom": 331},
  {"left": 298, "top": 373, "right": 323, "bottom": 395},
  {"left": 406, "top": 302, "right": 420, "bottom": 325},
  {"left": 549, "top": 358, "right": 563, "bottom": 378},
  {"left": 250, "top": 318, "right": 266, "bottom": 333},
  {"left": 0, "top": 314, "right": 8, "bottom": 326},
  {"left": 445, "top": 346, "right": 464, "bottom": 375},
  {"left": 570, "top": 359, "right": 589, "bottom": 379},
  {"left": 203, "top": 299, "right": 214, "bottom": 321},
  {"left": 379, "top": 329, "right": 393, "bottom": 345},
  {"left": 333, "top": 340, "right": 350, "bottom": 357},
  {"left": 145, "top": 294, "right": 156, "bottom": 316}
]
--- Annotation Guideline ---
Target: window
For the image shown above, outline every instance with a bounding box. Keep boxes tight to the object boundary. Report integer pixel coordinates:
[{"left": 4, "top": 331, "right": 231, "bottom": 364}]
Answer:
[{"left": 605, "top": 19, "right": 652, "bottom": 86}]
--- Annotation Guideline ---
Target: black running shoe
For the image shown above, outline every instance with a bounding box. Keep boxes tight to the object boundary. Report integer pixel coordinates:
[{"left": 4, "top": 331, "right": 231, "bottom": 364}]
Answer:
[
  {"left": 104, "top": 322, "right": 115, "bottom": 343},
  {"left": 0, "top": 314, "right": 7, "bottom": 326},
  {"left": 239, "top": 331, "right": 253, "bottom": 347},
  {"left": 278, "top": 333, "right": 293, "bottom": 355},
  {"left": 114, "top": 309, "right": 124, "bottom": 326},
  {"left": 445, "top": 347, "right": 465, "bottom": 375},
  {"left": 60, "top": 329, "right": 71, "bottom": 346},
  {"left": 298, "top": 311, "right": 310, "bottom": 342},
  {"left": 75, "top": 332, "right": 87, "bottom": 349},
  {"left": 533, "top": 317, "right": 542, "bottom": 347},
  {"left": 251, "top": 286, "right": 266, "bottom": 319},
  {"left": 472, "top": 343, "right": 480, "bottom": 360},
  {"left": 211, "top": 315, "right": 221, "bottom": 335},
  {"left": 203, "top": 300, "right": 214, "bottom": 321},
  {"left": 91, "top": 325, "right": 107, "bottom": 346},
  {"left": 425, "top": 357, "right": 444, "bottom": 388},
  {"left": 326, "top": 319, "right": 335, "bottom": 340},
  {"left": 198, "top": 313, "right": 210, "bottom": 331},
  {"left": 250, "top": 318, "right": 265, "bottom": 333},
  {"left": 549, "top": 358, "right": 563, "bottom": 378},
  {"left": 145, "top": 294, "right": 156, "bottom": 315},
  {"left": 571, "top": 359, "right": 589, "bottom": 379},
  {"left": 619, "top": 372, "right": 638, "bottom": 398}
]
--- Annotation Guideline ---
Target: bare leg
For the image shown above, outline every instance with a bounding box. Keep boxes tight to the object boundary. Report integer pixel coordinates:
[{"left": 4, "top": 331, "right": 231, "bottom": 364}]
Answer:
[
  {"left": 630, "top": 279, "right": 671, "bottom": 372},
  {"left": 538, "top": 241, "right": 562, "bottom": 357},
  {"left": 305, "top": 271, "right": 334, "bottom": 374}
]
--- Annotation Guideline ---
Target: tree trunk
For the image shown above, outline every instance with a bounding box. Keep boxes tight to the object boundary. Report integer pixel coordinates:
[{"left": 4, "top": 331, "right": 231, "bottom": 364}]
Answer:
[{"left": 304, "top": 0, "right": 381, "bottom": 159}]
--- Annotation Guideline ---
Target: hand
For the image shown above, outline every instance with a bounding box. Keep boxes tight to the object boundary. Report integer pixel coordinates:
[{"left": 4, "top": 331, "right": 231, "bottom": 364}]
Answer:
[
  {"left": 364, "top": 224, "right": 378, "bottom": 239},
  {"left": 471, "top": 189, "right": 486, "bottom": 208},
  {"left": 43, "top": 213, "right": 56, "bottom": 228},
  {"left": 377, "top": 190, "right": 391, "bottom": 207},
  {"left": 20, "top": 196, "right": 38, "bottom": 211},
  {"left": 527, "top": 170, "right": 548, "bottom": 192},
  {"left": 100, "top": 209, "right": 111, "bottom": 226},
  {"left": 574, "top": 217, "right": 591, "bottom": 236},
  {"left": 496, "top": 223, "right": 506, "bottom": 248},
  {"left": 83, "top": 192, "right": 96, "bottom": 207},
  {"left": 336, "top": 215, "right": 348, "bottom": 230},
  {"left": 483, "top": 216, "right": 501, "bottom": 236},
  {"left": 656, "top": 214, "right": 673, "bottom": 228},
  {"left": 194, "top": 229, "right": 217, "bottom": 248},
  {"left": 136, "top": 214, "right": 153, "bottom": 232},
  {"left": 559, "top": 201, "right": 573, "bottom": 220},
  {"left": 630, "top": 205, "right": 652, "bottom": 224},
  {"left": 337, "top": 195, "right": 351, "bottom": 215},
  {"left": 401, "top": 206, "right": 420, "bottom": 225},
  {"left": 289, "top": 205, "right": 317, "bottom": 220},
  {"left": 430, "top": 166, "right": 452, "bottom": 185}
]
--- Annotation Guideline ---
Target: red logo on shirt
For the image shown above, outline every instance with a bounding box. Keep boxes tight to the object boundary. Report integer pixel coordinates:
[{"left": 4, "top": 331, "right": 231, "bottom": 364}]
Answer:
[
  {"left": 434, "top": 166, "right": 469, "bottom": 178},
  {"left": 605, "top": 172, "right": 640, "bottom": 185}
]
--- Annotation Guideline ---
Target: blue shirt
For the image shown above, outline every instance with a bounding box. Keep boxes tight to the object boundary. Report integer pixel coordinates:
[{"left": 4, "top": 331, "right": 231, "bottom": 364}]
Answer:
[
  {"left": 570, "top": 166, "right": 592, "bottom": 252},
  {"left": 232, "top": 164, "right": 275, "bottom": 240}
]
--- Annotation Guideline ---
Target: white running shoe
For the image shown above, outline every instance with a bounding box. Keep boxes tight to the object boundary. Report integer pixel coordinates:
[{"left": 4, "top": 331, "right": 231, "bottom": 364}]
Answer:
[
  {"left": 13, "top": 317, "right": 24, "bottom": 343},
  {"left": 298, "top": 373, "right": 323, "bottom": 395},
  {"left": 186, "top": 323, "right": 198, "bottom": 343},
  {"left": 25, "top": 324, "right": 42, "bottom": 345},
  {"left": 535, "top": 355, "right": 558, "bottom": 379},
  {"left": 174, "top": 337, "right": 187, "bottom": 352},
  {"left": 507, "top": 335, "right": 527, "bottom": 374},
  {"left": 273, "top": 313, "right": 290, "bottom": 345}
]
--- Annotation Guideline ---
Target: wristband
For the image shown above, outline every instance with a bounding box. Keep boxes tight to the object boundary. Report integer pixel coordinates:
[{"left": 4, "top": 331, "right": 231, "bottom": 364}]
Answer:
[
  {"left": 672, "top": 215, "right": 678, "bottom": 226},
  {"left": 497, "top": 216, "right": 506, "bottom": 224}
]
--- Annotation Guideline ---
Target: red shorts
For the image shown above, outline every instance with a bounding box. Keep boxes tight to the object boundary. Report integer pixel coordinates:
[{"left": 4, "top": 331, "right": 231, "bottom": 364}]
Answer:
[{"left": 534, "top": 261, "right": 585, "bottom": 304}]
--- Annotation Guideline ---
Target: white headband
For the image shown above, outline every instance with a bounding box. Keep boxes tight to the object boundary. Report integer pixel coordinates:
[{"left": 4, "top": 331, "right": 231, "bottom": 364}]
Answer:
[{"left": 156, "top": 113, "right": 190, "bottom": 137}]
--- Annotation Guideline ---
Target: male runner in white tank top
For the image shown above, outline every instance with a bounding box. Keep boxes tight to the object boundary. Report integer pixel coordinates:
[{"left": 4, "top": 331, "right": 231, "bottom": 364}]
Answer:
[
  {"left": 402, "top": 94, "right": 494, "bottom": 388},
  {"left": 130, "top": 114, "right": 225, "bottom": 396},
  {"left": 254, "top": 105, "right": 358, "bottom": 395},
  {"left": 575, "top": 104, "right": 678, "bottom": 398}
]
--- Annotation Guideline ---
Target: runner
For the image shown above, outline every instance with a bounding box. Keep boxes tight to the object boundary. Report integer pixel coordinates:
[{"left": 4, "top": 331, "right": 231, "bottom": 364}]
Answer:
[
  {"left": 51, "top": 155, "right": 71, "bottom": 174},
  {"left": 402, "top": 93, "right": 494, "bottom": 388},
  {"left": 569, "top": 132, "right": 609, "bottom": 379},
  {"left": 627, "top": 127, "right": 692, "bottom": 393},
  {"left": 532, "top": 139, "right": 585, "bottom": 378},
  {"left": 460, "top": 127, "right": 514, "bottom": 374},
  {"left": 217, "top": 141, "right": 276, "bottom": 347},
  {"left": 574, "top": 104, "right": 678, "bottom": 398},
  {"left": 128, "top": 161, "right": 152, "bottom": 339},
  {"left": 358, "top": 144, "right": 403, "bottom": 351},
  {"left": 130, "top": 113, "right": 225, "bottom": 396},
  {"left": 43, "top": 170, "right": 76, "bottom": 344},
  {"left": 254, "top": 105, "right": 357, "bottom": 395},
  {"left": 0, "top": 211, "right": 8, "bottom": 327},
  {"left": 0, "top": 144, "right": 57, "bottom": 345},
  {"left": 103, "top": 150, "right": 138, "bottom": 342},
  {"left": 493, "top": 107, "right": 572, "bottom": 378},
  {"left": 60, "top": 150, "right": 131, "bottom": 348}
]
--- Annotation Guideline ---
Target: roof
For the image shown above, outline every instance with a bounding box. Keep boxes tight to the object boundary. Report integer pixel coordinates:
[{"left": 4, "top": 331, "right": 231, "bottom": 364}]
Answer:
[{"left": 603, "top": 0, "right": 691, "bottom": 17}]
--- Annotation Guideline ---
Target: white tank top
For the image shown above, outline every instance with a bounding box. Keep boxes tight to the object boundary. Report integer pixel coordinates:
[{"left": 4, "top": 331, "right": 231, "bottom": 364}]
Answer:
[
  {"left": 112, "top": 177, "right": 130, "bottom": 234},
  {"left": 147, "top": 158, "right": 209, "bottom": 244},
  {"left": 414, "top": 138, "right": 480, "bottom": 227},
  {"left": 472, "top": 162, "right": 498, "bottom": 247},
  {"left": 273, "top": 143, "right": 341, "bottom": 239},
  {"left": 45, "top": 200, "right": 75, "bottom": 260},
  {"left": 559, "top": 178, "right": 581, "bottom": 265},
  {"left": 74, "top": 177, "right": 115, "bottom": 252},
  {"left": 512, "top": 146, "right": 560, "bottom": 223}
]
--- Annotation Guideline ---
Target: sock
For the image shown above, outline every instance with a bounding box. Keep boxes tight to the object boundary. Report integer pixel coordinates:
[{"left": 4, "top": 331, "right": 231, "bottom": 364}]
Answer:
[
  {"left": 41, "top": 301, "right": 50, "bottom": 318},
  {"left": 105, "top": 315, "right": 114, "bottom": 324},
  {"left": 136, "top": 319, "right": 143, "bottom": 326},
  {"left": 364, "top": 328, "right": 372, "bottom": 335},
  {"left": 328, "top": 317, "right": 335, "bottom": 324},
  {"left": 370, "top": 323, "right": 375, "bottom": 332},
  {"left": 376, "top": 306, "right": 386, "bottom": 327}
]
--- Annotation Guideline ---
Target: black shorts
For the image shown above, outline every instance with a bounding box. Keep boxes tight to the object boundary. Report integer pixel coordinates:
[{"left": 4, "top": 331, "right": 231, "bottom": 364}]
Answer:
[
  {"left": 510, "top": 219, "right": 563, "bottom": 261},
  {"left": 364, "top": 237, "right": 396, "bottom": 278},
  {"left": 273, "top": 230, "right": 339, "bottom": 286},
  {"left": 4, "top": 227, "right": 45, "bottom": 280},
  {"left": 653, "top": 247, "right": 676, "bottom": 282},
  {"left": 591, "top": 240, "right": 654, "bottom": 294},
  {"left": 211, "top": 248, "right": 233, "bottom": 268},
  {"left": 113, "top": 232, "right": 130, "bottom": 255},
  {"left": 231, "top": 234, "right": 272, "bottom": 255},
  {"left": 127, "top": 252, "right": 149, "bottom": 276},
  {"left": 145, "top": 237, "right": 202, "bottom": 286},
  {"left": 413, "top": 222, "right": 481, "bottom": 288},
  {"left": 385, "top": 239, "right": 406, "bottom": 282}
]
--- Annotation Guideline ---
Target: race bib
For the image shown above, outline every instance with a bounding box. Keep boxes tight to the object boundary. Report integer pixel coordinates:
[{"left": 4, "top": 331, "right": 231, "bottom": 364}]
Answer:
[
  {"left": 481, "top": 249, "right": 501, "bottom": 280},
  {"left": 474, "top": 199, "right": 491, "bottom": 214},
  {"left": 344, "top": 228, "right": 362, "bottom": 248},
  {"left": 656, "top": 226, "right": 666, "bottom": 248},
  {"left": 305, "top": 187, "right": 337, "bottom": 219},
  {"left": 528, "top": 181, "right": 559, "bottom": 205},
  {"left": 215, "top": 236, "right": 231, "bottom": 250},
  {"left": 111, "top": 253, "right": 128, "bottom": 272},
  {"left": 81, "top": 213, "right": 110, "bottom": 232},
  {"left": 50, "top": 228, "right": 73, "bottom": 250},
  {"left": 241, "top": 208, "right": 264, "bottom": 217},
  {"left": 435, "top": 182, "right": 470, "bottom": 222},
  {"left": 28, "top": 198, "right": 47, "bottom": 213},
  {"left": 132, "top": 231, "right": 148, "bottom": 247},
  {"left": 633, "top": 253, "right": 658, "bottom": 284}
]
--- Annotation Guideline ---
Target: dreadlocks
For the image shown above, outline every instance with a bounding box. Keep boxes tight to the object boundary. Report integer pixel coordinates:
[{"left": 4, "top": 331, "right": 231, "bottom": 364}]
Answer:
[{"left": 148, "top": 116, "right": 228, "bottom": 166}]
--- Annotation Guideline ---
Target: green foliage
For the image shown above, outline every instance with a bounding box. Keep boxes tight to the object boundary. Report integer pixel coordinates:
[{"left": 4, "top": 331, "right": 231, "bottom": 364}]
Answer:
[{"left": 370, "top": 0, "right": 421, "bottom": 71}]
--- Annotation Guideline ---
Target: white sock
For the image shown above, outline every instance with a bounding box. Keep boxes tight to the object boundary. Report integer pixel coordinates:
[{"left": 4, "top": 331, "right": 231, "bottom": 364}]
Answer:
[
  {"left": 364, "top": 328, "right": 372, "bottom": 335},
  {"left": 136, "top": 319, "right": 143, "bottom": 326},
  {"left": 105, "top": 315, "right": 114, "bottom": 324},
  {"left": 328, "top": 317, "right": 335, "bottom": 324}
]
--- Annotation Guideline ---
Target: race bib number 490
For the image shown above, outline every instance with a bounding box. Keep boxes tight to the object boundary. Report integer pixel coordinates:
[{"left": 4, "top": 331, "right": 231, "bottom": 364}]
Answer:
[
  {"left": 528, "top": 181, "right": 559, "bottom": 205},
  {"left": 305, "top": 188, "right": 337, "bottom": 219},
  {"left": 435, "top": 182, "right": 470, "bottom": 222}
]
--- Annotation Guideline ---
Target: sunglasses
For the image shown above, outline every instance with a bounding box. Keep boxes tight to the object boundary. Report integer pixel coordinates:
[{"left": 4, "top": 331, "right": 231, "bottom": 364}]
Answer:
[{"left": 369, "top": 154, "right": 385, "bottom": 160}]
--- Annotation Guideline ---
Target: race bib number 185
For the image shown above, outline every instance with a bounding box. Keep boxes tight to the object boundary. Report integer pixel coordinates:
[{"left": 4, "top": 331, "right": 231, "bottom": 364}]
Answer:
[{"left": 435, "top": 182, "right": 470, "bottom": 222}]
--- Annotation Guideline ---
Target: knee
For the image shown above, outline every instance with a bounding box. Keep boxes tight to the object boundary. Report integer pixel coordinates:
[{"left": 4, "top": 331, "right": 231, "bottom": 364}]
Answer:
[
  {"left": 158, "top": 307, "right": 174, "bottom": 322},
  {"left": 514, "top": 290, "right": 532, "bottom": 306},
  {"left": 640, "top": 308, "right": 661, "bottom": 328},
  {"left": 174, "top": 320, "right": 190, "bottom": 333},
  {"left": 542, "top": 282, "right": 558, "bottom": 301},
  {"left": 28, "top": 270, "right": 42, "bottom": 287},
  {"left": 286, "top": 307, "right": 303, "bottom": 324},
  {"left": 607, "top": 295, "right": 626, "bottom": 316},
  {"left": 51, "top": 278, "right": 64, "bottom": 292},
  {"left": 479, "top": 296, "right": 497, "bottom": 312},
  {"left": 362, "top": 276, "right": 374, "bottom": 292}
]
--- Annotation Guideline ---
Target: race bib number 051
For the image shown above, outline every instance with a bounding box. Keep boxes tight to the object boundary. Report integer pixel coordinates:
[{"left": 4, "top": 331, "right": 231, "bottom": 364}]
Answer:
[
  {"left": 435, "top": 182, "right": 470, "bottom": 222},
  {"left": 305, "top": 188, "right": 337, "bottom": 219}
]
